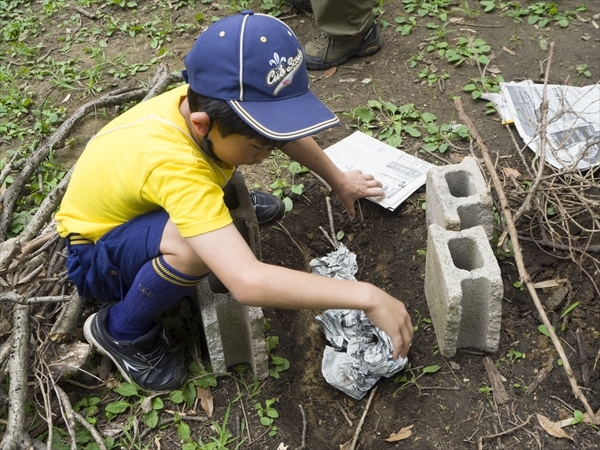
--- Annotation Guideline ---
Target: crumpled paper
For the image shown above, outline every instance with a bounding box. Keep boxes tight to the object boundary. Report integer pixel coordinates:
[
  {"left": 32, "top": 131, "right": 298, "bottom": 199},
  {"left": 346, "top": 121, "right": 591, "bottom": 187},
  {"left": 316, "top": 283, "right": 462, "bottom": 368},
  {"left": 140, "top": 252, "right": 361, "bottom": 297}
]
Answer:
[{"left": 311, "top": 243, "right": 408, "bottom": 400}]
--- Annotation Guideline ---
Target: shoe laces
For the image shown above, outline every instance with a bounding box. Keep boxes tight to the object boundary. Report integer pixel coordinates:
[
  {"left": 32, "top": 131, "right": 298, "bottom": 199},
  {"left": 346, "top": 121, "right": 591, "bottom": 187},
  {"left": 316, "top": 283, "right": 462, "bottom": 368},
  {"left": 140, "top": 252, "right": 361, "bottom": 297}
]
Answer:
[
  {"left": 138, "top": 345, "right": 168, "bottom": 369},
  {"left": 311, "top": 32, "right": 330, "bottom": 50}
]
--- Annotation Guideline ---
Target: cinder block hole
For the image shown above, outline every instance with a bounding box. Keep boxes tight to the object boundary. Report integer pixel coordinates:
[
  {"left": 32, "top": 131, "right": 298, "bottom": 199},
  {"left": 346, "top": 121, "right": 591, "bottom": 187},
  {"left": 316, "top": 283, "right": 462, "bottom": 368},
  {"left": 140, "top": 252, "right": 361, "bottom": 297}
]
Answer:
[
  {"left": 457, "top": 204, "right": 481, "bottom": 230},
  {"left": 445, "top": 170, "right": 475, "bottom": 198},
  {"left": 448, "top": 237, "right": 483, "bottom": 271},
  {"left": 216, "top": 301, "right": 252, "bottom": 368}
]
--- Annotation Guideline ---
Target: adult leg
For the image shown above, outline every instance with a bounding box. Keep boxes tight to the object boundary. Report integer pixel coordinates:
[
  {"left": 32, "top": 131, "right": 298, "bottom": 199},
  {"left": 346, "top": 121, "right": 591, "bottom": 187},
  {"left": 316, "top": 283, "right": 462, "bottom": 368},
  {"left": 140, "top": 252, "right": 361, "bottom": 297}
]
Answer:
[
  {"left": 312, "top": 0, "right": 373, "bottom": 40},
  {"left": 304, "top": 0, "right": 382, "bottom": 70}
]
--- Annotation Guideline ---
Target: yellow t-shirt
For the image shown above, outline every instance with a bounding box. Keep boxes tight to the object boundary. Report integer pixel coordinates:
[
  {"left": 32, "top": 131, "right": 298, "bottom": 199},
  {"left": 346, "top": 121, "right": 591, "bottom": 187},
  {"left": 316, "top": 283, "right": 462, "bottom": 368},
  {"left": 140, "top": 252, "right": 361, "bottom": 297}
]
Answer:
[{"left": 55, "top": 85, "right": 235, "bottom": 242}]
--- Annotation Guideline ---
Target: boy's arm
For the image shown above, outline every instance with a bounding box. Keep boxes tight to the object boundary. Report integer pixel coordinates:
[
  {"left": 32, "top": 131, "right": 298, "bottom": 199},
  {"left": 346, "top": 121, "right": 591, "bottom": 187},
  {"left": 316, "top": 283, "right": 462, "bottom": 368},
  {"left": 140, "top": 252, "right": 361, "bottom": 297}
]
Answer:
[
  {"left": 280, "top": 137, "right": 385, "bottom": 220},
  {"left": 187, "top": 223, "right": 413, "bottom": 358}
]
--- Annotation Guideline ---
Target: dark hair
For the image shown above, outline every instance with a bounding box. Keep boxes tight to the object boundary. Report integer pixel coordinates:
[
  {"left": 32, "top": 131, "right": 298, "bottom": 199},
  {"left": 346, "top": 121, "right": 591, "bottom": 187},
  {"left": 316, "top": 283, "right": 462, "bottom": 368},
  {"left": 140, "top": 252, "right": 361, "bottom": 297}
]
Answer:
[{"left": 187, "top": 87, "right": 285, "bottom": 149}]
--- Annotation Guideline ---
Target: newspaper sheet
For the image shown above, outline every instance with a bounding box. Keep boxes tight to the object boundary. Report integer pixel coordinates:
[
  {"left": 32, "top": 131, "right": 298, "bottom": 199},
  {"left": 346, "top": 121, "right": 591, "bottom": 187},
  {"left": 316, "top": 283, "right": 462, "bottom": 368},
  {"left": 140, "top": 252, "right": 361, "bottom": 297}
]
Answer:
[
  {"left": 482, "top": 80, "right": 600, "bottom": 170},
  {"left": 324, "top": 131, "right": 434, "bottom": 211}
]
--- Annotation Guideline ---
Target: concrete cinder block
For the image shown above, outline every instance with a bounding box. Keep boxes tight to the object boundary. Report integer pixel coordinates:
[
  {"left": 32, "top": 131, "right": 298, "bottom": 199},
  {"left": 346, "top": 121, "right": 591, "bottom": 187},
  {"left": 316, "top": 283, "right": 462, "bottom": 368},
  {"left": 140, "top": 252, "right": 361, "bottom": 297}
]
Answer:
[
  {"left": 424, "top": 224, "right": 503, "bottom": 358},
  {"left": 194, "top": 171, "right": 269, "bottom": 379},
  {"left": 426, "top": 156, "right": 494, "bottom": 240}
]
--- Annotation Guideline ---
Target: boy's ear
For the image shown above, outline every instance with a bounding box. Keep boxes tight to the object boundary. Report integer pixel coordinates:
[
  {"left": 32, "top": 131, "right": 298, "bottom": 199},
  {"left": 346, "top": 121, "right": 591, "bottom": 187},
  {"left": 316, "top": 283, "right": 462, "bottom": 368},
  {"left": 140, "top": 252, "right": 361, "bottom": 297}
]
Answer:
[{"left": 189, "top": 111, "right": 211, "bottom": 136}]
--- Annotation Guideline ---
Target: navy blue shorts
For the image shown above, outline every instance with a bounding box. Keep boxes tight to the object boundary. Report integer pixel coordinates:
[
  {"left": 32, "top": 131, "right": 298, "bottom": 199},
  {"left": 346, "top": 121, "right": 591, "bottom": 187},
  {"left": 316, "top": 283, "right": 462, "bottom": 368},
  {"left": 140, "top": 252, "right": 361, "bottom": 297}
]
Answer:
[{"left": 65, "top": 210, "right": 169, "bottom": 302}]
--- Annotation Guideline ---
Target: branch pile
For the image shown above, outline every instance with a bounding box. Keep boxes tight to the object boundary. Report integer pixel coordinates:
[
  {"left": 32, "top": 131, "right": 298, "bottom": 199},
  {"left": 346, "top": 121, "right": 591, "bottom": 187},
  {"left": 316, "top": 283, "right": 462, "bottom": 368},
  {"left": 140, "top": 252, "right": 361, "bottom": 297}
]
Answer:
[
  {"left": 0, "top": 65, "right": 182, "bottom": 450},
  {"left": 454, "top": 43, "right": 598, "bottom": 428}
]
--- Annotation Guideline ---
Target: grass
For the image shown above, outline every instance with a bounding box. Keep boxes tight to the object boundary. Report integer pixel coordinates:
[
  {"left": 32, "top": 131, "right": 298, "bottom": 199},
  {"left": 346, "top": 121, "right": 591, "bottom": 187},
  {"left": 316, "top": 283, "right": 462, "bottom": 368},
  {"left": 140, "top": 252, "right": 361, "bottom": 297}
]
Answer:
[{"left": 2, "top": 0, "right": 599, "bottom": 447}]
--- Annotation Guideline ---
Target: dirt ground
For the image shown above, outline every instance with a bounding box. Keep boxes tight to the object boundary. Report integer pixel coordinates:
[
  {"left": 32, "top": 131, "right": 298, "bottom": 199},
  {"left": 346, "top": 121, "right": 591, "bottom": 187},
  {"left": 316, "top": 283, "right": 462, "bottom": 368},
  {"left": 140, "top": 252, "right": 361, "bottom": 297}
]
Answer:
[
  {"left": 2, "top": 0, "right": 599, "bottom": 449},
  {"left": 234, "top": 2, "right": 600, "bottom": 449}
]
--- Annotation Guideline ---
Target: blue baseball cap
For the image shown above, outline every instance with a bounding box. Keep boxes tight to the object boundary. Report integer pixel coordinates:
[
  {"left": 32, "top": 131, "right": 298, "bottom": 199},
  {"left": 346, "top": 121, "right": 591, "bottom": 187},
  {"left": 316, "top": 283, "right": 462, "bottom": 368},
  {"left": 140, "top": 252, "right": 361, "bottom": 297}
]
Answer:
[{"left": 182, "top": 11, "right": 340, "bottom": 141}]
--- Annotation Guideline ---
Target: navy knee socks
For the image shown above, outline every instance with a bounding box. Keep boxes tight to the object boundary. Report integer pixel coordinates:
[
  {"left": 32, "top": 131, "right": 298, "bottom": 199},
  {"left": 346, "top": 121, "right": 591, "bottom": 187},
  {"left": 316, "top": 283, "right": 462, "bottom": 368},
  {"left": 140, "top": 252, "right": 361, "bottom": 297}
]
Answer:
[{"left": 107, "top": 256, "right": 203, "bottom": 341}]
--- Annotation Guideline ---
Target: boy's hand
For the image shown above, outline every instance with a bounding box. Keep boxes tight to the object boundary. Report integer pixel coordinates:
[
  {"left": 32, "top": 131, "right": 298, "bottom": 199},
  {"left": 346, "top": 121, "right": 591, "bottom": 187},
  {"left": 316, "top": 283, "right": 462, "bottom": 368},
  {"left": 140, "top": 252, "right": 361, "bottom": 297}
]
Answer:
[
  {"left": 336, "top": 170, "right": 385, "bottom": 220},
  {"left": 363, "top": 290, "right": 414, "bottom": 359}
]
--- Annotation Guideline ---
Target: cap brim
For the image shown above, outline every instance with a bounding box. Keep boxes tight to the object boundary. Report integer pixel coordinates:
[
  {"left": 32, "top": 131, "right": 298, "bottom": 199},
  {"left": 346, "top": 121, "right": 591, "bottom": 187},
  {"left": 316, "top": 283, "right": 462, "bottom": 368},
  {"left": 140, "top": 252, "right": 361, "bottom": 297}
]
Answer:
[{"left": 228, "top": 90, "right": 340, "bottom": 141}]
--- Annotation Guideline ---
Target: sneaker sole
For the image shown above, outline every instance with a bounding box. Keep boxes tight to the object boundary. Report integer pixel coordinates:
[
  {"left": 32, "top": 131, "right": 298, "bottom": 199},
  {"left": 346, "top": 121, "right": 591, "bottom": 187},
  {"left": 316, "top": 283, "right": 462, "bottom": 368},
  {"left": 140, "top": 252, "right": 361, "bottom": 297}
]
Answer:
[{"left": 83, "top": 313, "right": 135, "bottom": 385}]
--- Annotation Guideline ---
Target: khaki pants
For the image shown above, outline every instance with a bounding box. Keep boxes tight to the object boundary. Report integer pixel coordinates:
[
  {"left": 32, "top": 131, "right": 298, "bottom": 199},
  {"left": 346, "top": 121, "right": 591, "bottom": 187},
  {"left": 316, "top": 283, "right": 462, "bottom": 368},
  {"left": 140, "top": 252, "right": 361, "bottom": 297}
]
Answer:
[{"left": 311, "top": 0, "right": 374, "bottom": 40}]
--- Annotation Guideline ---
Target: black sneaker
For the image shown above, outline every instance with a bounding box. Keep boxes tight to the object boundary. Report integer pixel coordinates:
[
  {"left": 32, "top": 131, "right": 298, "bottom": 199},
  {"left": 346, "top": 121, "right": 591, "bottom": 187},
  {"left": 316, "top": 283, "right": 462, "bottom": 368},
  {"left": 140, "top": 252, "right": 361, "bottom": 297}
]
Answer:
[
  {"left": 83, "top": 307, "right": 188, "bottom": 391},
  {"left": 250, "top": 191, "right": 285, "bottom": 224},
  {"left": 304, "top": 22, "right": 383, "bottom": 70}
]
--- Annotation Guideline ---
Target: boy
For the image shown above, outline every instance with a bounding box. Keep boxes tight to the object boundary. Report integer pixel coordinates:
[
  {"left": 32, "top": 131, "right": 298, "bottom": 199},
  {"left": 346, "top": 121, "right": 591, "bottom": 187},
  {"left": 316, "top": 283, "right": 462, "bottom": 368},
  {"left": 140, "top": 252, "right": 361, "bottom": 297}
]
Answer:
[{"left": 56, "top": 11, "right": 413, "bottom": 392}]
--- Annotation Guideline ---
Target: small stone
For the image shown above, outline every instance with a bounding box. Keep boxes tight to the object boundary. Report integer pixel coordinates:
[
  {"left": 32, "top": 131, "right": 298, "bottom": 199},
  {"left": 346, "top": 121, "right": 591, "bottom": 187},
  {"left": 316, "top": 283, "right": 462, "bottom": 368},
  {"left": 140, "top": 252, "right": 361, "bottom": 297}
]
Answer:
[{"left": 543, "top": 285, "right": 569, "bottom": 311}]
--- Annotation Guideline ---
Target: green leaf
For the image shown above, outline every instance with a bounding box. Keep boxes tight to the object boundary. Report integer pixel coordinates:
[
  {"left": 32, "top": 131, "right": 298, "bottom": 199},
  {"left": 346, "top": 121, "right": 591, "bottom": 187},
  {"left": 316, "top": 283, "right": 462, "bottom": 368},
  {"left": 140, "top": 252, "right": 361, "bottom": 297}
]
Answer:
[
  {"left": 290, "top": 183, "right": 304, "bottom": 195},
  {"left": 386, "top": 133, "right": 403, "bottom": 148},
  {"left": 169, "top": 390, "right": 184, "bottom": 404},
  {"left": 193, "top": 374, "right": 218, "bottom": 388},
  {"left": 260, "top": 416, "right": 272, "bottom": 426},
  {"left": 266, "top": 335, "right": 279, "bottom": 353},
  {"left": 283, "top": 197, "right": 293, "bottom": 212},
  {"left": 422, "top": 143, "right": 439, "bottom": 152},
  {"left": 538, "top": 324, "right": 554, "bottom": 337},
  {"left": 354, "top": 107, "right": 376, "bottom": 123},
  {"left": 560, "top": 302, "right": 579, "bottom": 319},
  {"left": 368, "top": 99, "right": 383, "bottom": 110},
  {"left": 572, "top": 410, "right": 584, "bottom": 424},
  {"left": 481, "top": 1, "right": 495, "bottom": 12},
  {"left": 183, "top": 380, "right": 196, "bottom": 407},
  {"left": 178, "top": 421, "right": 191, "bottom": 441},
  {"left": 404, "top": 125, "right": 421, "bottom": 137},
  {"left": 288, "top": 161, "right": 302, "bottom": 175},
  {"left": 113, "top": 382, "right": 138, "bottom": 397},
  {"left": 144, "top": 409, "right": 158, "bottom": 429},
  {"left": 422, "top": 364, "right": 441, "bottom": 374},
  {"left": 152, "top": 397, "right": 164, "bottom": 410},
  {"left": 266, "top": 409, "right": 279, "bottom": 419},
  {"left": 421, "top": 112, "right": 437, "bottom": 123},
  {"left": 105, "top": 401, "right": 130, "bottom": 414}
]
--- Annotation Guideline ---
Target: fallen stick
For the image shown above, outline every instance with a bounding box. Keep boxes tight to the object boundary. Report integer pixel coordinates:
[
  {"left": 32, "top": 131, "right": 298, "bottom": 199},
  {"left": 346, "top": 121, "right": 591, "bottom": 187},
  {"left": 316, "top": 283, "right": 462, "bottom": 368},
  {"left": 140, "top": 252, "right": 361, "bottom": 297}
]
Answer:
[
  {"left": 454, "top": 98, "right": 595, "bottom": 419},
  {"left": 477, "top": 414, "right": 534, "bottom": 450},
  {"left": 0, "top": 86, "right": 149, "bottom": 240},
  {"left": 55, "top": 384, "right": 108, "bottom": 450},
  {"left": 350, "top": 385, "right": 378, "bottom": 450},
  {"left": 49, "top": 292, "right": 85, "bottom": 343},
  {"left": 336, "top": 400, "right": 354, "bottom": 426},
  {"left": 0, "top": 304, "right": 44, "bottom": 450},
  {"left": 526, "top": 357, "right": 554, "bottom": 395},
  {"left": 326, "top": 196, "right": 338, "bottom": 248},
  {"left": 294, "top": 404, "right": 307, "bottom": 450},
  {"left": 483, "top": 356, "right": 510, "bottom": 405}
]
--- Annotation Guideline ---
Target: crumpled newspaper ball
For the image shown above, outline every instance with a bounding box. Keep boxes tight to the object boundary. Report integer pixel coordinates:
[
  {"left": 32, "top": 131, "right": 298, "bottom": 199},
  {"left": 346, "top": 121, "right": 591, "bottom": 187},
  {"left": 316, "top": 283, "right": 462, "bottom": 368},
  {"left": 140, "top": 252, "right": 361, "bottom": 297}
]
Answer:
[{"left": 311, "top": 243, "right": 408, "bottom": 400}]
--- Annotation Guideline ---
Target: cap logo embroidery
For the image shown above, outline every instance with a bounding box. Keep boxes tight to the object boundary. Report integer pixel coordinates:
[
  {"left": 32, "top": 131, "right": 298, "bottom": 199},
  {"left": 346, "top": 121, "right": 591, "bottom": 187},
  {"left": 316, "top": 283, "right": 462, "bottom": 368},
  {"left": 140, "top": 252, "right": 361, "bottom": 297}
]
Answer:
[{"left": 266, "top": 49, "right": 303, "bottom": 96}]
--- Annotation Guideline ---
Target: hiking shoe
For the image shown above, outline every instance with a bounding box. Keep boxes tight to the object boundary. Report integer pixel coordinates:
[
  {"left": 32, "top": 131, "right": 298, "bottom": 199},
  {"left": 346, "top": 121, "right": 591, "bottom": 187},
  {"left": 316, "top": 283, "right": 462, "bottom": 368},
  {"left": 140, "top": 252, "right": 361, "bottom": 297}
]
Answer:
[
  {"left": 250, "top": 190, "right": 285, "bottom": 224},
  {"left": 83, "top": 307, "right": 188, "bottom": 392},
  {"left": 304, "top": 22, "right": 383, "bottom": 70}
]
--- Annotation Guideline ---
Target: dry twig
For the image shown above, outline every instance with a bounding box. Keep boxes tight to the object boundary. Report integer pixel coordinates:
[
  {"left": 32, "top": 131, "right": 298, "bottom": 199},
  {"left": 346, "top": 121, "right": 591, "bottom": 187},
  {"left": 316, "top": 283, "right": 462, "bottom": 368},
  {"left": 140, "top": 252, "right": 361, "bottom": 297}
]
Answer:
[
  {"left": 455, "top": 97, "right": 595, "bottom": 419},
  {"left": 350, "top": 385, "right": 378, "bottom": 450}
]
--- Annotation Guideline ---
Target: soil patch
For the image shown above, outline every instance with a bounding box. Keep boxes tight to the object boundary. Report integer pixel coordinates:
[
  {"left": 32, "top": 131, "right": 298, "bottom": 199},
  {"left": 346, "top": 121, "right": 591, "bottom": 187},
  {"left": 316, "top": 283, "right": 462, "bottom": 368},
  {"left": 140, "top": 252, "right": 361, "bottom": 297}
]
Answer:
[{"left": 1, "top": 1, "right": 598, "bottom": 449}]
